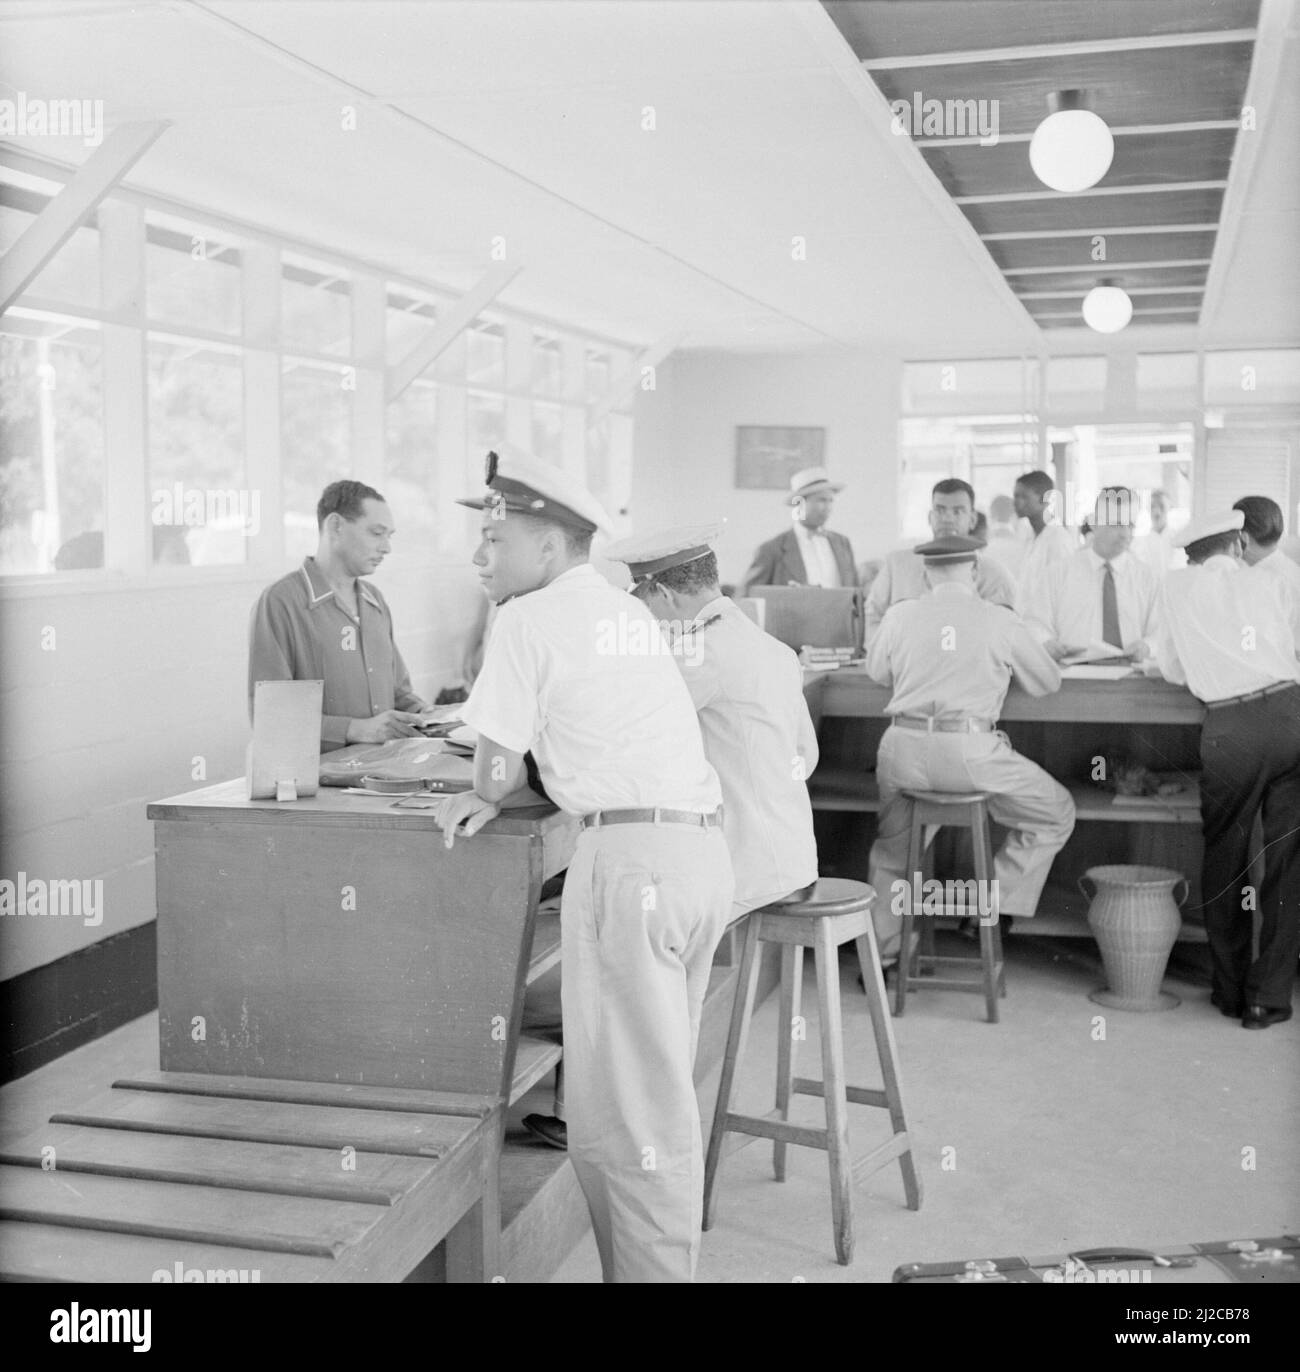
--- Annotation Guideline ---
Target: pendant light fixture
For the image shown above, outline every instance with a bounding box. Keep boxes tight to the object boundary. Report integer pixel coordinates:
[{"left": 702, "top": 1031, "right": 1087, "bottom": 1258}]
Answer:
[
  {"left": 1029, "top": 90, "right": 1114, "bottom": 193},
  {"left": 1082, "top": 279, "right": 1133, "bottom": 334}
]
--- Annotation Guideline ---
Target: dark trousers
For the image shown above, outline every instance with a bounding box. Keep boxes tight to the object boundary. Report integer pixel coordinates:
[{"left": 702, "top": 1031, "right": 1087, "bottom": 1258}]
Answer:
[{"left": 1199, "top": 683, "right": 1300, "bottom": 1009}]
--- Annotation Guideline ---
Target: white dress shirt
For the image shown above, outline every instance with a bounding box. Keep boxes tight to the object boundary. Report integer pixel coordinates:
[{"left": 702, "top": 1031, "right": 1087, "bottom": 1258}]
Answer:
[
  {"left": 1256, "top": 548, "right": 1300, "bottom": 645},
  {"left": 793, "top": 521, "right": 842, "bottom": 588},
  {"left": 1155, "top": 557, "right": 1300, "bottom": 702},
  {"left": 674, "top": 596, "right": 819, "bottom": 910},
  {"left": 1015, "top": 521, "right": 1075, "bottom": 612},
  {"left": 461, "top": 564, "right": 722, "bottom": 815},
  {"left": 1024, "top": 547, "right": 1160, "bottom": 656},
  {"left": 1132, "top": 527, "right": 1186, "bottom": 576}
]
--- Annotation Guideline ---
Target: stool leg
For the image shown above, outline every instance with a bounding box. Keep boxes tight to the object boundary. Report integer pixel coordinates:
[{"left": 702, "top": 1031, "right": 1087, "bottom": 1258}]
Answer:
[
  {"left": 773, "top": 944, "right": 803, "bottom": 1183},
  {"left": 854, "top": 926, "right": 922, "bottom": 1211},
  {"left": 971, "top": 802, "right": 998, "bottom": 1024},
  {"left": 814, "top": 918, "right": 854, "bottom": 1265},
  {"left": 703, "top": 913, "right": 762, "bottom": 1230},
  {"left": 896, "top": 803, "right": 924, "bottom": 1017},
  {"left": 995, "top": 921, "right": 1007, "bottom": 997}
]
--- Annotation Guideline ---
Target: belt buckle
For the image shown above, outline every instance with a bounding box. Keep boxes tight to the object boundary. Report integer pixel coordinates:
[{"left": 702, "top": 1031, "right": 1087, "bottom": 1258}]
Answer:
[{"left": 587, "top": 811, "right": 602, "bottom": 829}]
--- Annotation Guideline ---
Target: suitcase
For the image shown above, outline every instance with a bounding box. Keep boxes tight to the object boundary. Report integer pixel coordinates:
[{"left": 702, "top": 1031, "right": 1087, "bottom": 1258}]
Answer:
[{"left": 893, "top": 1236, "right": 1300, "bottom": 1284}]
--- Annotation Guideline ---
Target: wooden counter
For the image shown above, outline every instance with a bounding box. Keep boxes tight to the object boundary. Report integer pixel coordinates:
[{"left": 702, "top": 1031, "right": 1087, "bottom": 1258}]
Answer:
[{"left": 146, "top": 779, "right": 579, "bottom": 1103}]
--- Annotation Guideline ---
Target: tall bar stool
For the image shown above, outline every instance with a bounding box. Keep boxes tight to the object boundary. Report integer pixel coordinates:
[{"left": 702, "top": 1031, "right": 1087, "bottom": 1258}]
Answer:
[
  {"left": 703, "top": 879, "right": 922, "bottom": 1266},
  {"left": 897, "top": 790, "right": 1006, "bottom": 1023}
]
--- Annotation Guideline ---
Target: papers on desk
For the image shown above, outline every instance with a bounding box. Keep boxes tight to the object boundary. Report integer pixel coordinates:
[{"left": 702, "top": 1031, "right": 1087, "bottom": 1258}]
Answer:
[
  {"left": 1060, "top": 664, "right": 1139, "bottom": 681},
  {"left": 1058, "top": 644, "right": 1135, "bottom": 666}
]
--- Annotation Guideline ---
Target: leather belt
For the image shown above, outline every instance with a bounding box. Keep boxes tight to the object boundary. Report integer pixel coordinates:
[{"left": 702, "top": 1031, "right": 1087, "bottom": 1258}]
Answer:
[
  {"left": 1204, "top": 680, "right": 1299, "bottom": 711},
  {"left": 582, "top": 807, "right": 723, "bottom": 830},
  {"left": 893, "top": 715, "right": 996, "bottom": 733}
]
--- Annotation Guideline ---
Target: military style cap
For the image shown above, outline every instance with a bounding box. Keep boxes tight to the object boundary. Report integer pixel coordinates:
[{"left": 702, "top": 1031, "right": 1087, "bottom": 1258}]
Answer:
[
  {"left": 914, "top": 534, "right": 985, "bottom": 565},
  {"left": 1174, "top": 507, "right": 1244, "bottom": 549},
  {"left": 788, "top": 466, "right": 845, "bottom": 506},
  {"left": 604, "top": 522, "right": 724, "bottom": 583},
  {"left": 456, "top": 444, "right": 612, "bottom": 535}
]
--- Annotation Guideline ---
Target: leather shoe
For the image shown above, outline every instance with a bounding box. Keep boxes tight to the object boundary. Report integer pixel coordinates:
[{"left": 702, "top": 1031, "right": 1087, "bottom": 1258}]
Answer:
[
  {"left": 1241, "top": 1004, "right": 1293, "bottom": 1030},
  {"left": 522, "top": 1114, "right": 568, "bottom": 1149}
]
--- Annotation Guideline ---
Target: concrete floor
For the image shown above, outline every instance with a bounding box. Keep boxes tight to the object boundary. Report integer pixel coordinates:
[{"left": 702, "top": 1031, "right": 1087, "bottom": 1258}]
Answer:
[
  {"left": 4, "top": 933, "right": 1294, "bottom": 1284},
  {"left": 552, "top": 933, "right": 1299, "bottom": 1282}
]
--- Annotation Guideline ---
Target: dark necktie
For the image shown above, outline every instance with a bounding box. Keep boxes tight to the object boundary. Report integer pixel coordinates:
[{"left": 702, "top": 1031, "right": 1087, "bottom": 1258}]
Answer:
[{"left": 1101, "top": 561, "right": 1123, "bottom": 649}]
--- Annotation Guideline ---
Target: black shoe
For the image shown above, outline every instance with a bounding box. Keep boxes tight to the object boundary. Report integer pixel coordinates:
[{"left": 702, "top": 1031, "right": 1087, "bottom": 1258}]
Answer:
[
  {"left": 522, "top": 1114, "right": 568, "bottom": 1149},
  {"left": 1242, "top": 1005, "right": 1293, "bottom": 1030},
  {"left": 1210, "top": 992, "right": 1243, "bottom": 1019}
]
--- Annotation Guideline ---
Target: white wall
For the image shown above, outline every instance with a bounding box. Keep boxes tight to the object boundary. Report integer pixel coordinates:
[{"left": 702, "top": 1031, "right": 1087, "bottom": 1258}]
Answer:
[
  {"left": 0, "top": 560, "right": 482, "bottom": 981},
  {"left": 630, "top": 349, "right": 902, "bottom": 587}
]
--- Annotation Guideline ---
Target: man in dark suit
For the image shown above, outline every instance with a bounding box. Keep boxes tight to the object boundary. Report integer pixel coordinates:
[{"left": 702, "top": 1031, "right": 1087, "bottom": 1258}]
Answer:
[{"left": 740, "top": 466, "right": 859, "bottom": 593}]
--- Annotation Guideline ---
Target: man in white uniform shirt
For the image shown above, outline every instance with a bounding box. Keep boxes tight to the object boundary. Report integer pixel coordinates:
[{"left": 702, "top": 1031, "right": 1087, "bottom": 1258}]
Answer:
[
  {"left": 1132, "top": 488, "right": 1186, "bottom": 575},
  {"left": 438, "top": 448, "right": 735, "bottom": 1281},
  {"left": 1025, "top": 487, "right": 1160, "bottom": 661},
  {"left": 866, "top": 535, "right": 1075, "bottom": 964},
  {"left": 1011, "top": 470, "right": 1075, "bottom": 610},
  {"left": 610, "top": 523, "right": 821, "bottom": 922},
  {"left": 1155, "top": 509, "right": 1300, "bottom": 1030},
  {"left": 866, "top": 478, "right": 1017, "bottom": 642},
  {"left": 741, "top": 466, "right": 859, "bottom": 592},
  {"left": 1234, "top": 495, "right": 1300, "bottom": 647}
]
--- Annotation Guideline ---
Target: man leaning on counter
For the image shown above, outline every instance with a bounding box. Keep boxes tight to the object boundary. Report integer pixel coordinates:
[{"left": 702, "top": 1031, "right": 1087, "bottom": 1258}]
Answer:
[{"left": 247, "top": 479, "right": 429, "bottom": 750}]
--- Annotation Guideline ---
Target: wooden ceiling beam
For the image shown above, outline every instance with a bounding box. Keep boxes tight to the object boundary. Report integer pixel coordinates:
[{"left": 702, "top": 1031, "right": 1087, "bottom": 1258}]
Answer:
[
  {"left": 861, "top": 29, "right": 1256, "bottom": 71},
  {"left": 916, "top": 119, "right": 1240, "bottom": 150},
  {"left": 1002, "top": 259, "right": 1213, "bottom": 275},
  {"left": 956, "top": 181, "right": 1227, "bottom": 205},
  {"left": 982, "top": 225, "right": 1220, "bottom": 241}
]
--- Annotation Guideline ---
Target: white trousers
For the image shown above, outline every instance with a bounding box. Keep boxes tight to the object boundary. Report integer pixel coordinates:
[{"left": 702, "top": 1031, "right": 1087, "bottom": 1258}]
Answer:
[
  {"left": 561, "top": 822, "right": 734, "bottom": 1283},
  {"left": 868, "top": 728, "right": 1076, "bottom": 954}
]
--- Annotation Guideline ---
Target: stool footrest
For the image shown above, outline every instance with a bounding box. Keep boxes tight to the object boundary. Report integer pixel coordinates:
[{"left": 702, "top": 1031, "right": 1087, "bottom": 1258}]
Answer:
[
  {"left": 792, "top": 1077, "right": 890, "bottom": 1111},
  {"left": 902, "top": 975, "right": 1001, "bottom": 993},
  {"left": 912, "top": 954, "right": 1003, "bottom": 968},
  {"left": 724, "top": 1111, "right": 827, "bottom": 1153},
  {"left": 850, "top": 1133, "right": 915, "bottom": 1185}
]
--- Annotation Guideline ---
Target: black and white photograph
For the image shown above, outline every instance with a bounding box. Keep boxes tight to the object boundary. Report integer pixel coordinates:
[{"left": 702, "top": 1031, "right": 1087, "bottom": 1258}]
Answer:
[{"left": 0, "top": 0, "right": 1297, "bottom": 1325}]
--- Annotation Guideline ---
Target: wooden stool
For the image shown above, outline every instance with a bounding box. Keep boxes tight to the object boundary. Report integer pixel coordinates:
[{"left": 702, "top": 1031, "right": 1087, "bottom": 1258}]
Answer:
[
  {"left": 702, "top": 879, "right": 922, "bottom": 1266},
  {"left": 897, "top": 790, "right": 1006, "bottom": 1023}
]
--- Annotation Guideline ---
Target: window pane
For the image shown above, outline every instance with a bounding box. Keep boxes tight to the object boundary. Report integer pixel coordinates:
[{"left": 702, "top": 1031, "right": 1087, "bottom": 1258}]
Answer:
[
  {"left": 532, "top": 333, "right": 562, "bottom": 397},
  {"left": 531, "top": 401, "right": 563, "bottom": 464},
  {"left": 385, "top": 383, "right": 439, "bottom": 554},
  {"left": 282, "top": 258, "right": 351, "bottom": 357},
  {"left": 0, "top": 332, "right": 104, "bottom": 573},
  {"left": 0, "top": 202, "right": 100, "bottom": 309},
  {"left": 466, "top": 324, "right": 504, "bottom": 389},
  {"left": 282, "top": 362, "right": 352, "bottom": 563},
  {"left": 146, "top": 222, "right": 241, "bottom": 335},
  {"left": 147, "top": 337, "right": 245, "bottom": 566},
  {"left": 585, "top": 349, "right": 610, "bottom": 404},
  {"left": 386, "top": 291, "right": 438, "bottom": 363},
  {"left": 467, "top": 390, "right": 505, "bottom": 455}
]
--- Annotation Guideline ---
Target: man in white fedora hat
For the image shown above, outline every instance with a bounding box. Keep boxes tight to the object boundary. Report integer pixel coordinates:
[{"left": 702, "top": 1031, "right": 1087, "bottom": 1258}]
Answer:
[
  {"left": 740, "top": 465, "right": 859, "bottom": 593},
  {"left": 1154, "top": 507, "right": 1300, "bottom": 1031}
]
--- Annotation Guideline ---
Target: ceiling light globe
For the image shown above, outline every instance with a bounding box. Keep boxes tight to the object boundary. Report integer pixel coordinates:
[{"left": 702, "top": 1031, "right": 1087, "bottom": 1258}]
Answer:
[
  {"left": 1028, "top": 108, "right": 1114, "bottom": 192},
  {"left": 1082, "top": 284, "right": 1133, "bottom": 333}
]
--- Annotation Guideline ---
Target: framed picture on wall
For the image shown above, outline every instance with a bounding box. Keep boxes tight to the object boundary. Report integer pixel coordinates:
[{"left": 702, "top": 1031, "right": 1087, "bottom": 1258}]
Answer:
[{"left": 735, "top": 426, "right": 826, "bottom": 489}]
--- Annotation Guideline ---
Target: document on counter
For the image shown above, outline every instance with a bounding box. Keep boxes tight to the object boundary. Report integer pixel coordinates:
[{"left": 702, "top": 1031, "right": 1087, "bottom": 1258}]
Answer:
[{"left": 1060, "top": 664, "right": 1140, "bottom": 681}]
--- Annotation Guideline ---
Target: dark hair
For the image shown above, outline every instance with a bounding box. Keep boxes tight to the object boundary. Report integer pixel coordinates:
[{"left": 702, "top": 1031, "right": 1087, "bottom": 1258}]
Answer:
[
  {"left": 1015, "top": 470, "right": 1054, "bottom": 499},
  {"left": 1233, "top": 495, "right": 1284, "bottom": 547},
  {"left": 971, "top": 511, "right": 988, "bottom": 539},
  {"left": 1094, "top": 486, "right": 1137, "bottom": 528},
  {"left": 515, "top": 511, "right": 593, "bottom": 560},
  {"left": 317, "top": 479, "right": 386, "bottom": 530},
  {"left": 632, "top": 551, "right": 720, "bottom": 599},
  {"left": 1185, "top": 531, "right": 1241, "bottom": 564},
  {"left": 932, "top": 478, "right": 975, "bottom": 506}
]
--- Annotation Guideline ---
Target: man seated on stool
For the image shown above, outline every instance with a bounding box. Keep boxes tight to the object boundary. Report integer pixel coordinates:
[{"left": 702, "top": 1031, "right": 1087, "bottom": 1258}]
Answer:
[
  {"left": 524, "top": 524, "right": 823, "bottom": 1150},
  {"left": 1154, "top": 509, "right": 1300, "bottom": 1030},
  {"left": 866, "top": 535, "right": 1076, "bottom": 968},
  {"left": 1024, "top": 486, "right": 1160, "bottom": 663}
]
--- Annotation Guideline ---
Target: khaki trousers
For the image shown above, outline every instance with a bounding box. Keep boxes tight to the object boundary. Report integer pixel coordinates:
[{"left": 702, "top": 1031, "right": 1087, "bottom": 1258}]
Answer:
[
  {"left": 868, "top": 727, "right": 1076, "bottom": 954},
  {"left": 561, "top": 822, "right": 734, "bottom": 1283}
]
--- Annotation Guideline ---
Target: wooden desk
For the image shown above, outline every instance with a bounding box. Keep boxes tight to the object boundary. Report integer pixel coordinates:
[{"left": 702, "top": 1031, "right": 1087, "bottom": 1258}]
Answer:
[
  {"left": 146, "top": 780, "right": 578, "bottom": 1102},
  {"left": 803, "top": 668, "right": 1208, "bottom": 939}
]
